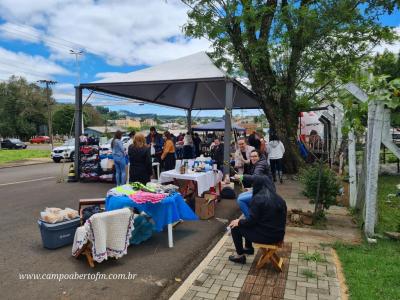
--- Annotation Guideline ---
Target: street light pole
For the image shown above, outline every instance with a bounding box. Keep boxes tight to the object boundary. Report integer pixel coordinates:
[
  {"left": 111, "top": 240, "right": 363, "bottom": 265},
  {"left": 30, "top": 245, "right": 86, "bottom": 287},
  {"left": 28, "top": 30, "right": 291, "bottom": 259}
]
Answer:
[{"left": 37, "top": 80, "right": 57, "bottom": 150}]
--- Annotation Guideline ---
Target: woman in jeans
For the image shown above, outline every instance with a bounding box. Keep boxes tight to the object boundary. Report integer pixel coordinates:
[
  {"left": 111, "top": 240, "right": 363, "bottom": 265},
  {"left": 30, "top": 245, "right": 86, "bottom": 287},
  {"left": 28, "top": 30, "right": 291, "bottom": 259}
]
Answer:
[{"left": 111, "top": 130, "right": 126, "bottom": 186}]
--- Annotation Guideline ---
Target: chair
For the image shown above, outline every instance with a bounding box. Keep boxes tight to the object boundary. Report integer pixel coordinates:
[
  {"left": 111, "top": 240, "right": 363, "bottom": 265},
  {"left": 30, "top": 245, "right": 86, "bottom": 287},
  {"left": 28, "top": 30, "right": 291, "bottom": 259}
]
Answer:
[
  {"left": 72, "top": 208, "right": 134, "bottom": 267},
  {"left": 254, "top": 241, "right": 284, "bottom": 272}
]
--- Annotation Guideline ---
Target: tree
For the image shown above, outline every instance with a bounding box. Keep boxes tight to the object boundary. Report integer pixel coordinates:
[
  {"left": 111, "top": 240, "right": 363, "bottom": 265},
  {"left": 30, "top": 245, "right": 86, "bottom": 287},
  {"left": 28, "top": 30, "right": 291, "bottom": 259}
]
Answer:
[
  {"left": 373, "top": 50, "right": 400, "bottom": 81},
  {"left": 183, "top": 0, "right": 398, "bottom": 172},
  {"left": 0, "top": 76, "right": 49, "bottom": 140},
  {"left": 52, "top": 105, "right": 75, "bottom": 135}
]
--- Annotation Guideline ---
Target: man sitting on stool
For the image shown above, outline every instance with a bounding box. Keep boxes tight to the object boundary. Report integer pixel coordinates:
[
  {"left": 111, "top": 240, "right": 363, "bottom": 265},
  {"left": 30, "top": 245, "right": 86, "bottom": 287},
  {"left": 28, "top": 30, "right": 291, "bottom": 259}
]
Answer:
[{"left": 228, "top": 175, "right": 287, "bottom": 264}]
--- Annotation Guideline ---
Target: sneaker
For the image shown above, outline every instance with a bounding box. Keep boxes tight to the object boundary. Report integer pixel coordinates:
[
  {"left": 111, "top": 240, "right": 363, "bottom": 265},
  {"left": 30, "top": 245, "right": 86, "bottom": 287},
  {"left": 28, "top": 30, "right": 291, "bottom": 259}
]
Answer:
[{"left": 228, "top": 255, "right": 246, "bottom": 264}]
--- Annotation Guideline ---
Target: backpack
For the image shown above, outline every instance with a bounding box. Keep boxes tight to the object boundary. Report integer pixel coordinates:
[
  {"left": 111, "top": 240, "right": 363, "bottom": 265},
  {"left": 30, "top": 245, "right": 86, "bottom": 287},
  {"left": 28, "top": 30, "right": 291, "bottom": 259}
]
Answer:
[{"left": 220, "top": 187, "right": 236, "bottom": 199}]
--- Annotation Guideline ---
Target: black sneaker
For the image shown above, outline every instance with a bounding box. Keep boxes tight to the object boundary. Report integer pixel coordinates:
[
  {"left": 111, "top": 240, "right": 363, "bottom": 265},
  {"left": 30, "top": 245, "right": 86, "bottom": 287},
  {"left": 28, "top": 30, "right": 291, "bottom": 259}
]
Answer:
[
  {"left": 243, "top": 248, "right": 254, "bottom": 255},
  {"left": 228, "top": 255, "right": 246, "bottom": 264}
]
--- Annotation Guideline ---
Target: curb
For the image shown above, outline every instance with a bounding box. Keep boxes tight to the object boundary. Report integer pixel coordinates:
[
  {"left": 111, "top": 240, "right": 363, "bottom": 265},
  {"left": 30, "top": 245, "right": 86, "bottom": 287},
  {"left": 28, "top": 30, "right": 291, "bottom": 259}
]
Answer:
[
  {"left": 169, "top": 233, "right": 229, "bottom": 300},
  {"left": 0, "top": 160, "right": 52, "bottom": 169}
]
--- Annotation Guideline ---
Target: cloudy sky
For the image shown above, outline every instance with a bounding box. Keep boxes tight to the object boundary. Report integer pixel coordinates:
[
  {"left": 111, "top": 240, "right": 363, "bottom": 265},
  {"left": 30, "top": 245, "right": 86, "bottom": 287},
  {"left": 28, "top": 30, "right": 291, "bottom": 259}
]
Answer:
[{"left": 0, "top": 0, "right": 399, "bottom": 116}]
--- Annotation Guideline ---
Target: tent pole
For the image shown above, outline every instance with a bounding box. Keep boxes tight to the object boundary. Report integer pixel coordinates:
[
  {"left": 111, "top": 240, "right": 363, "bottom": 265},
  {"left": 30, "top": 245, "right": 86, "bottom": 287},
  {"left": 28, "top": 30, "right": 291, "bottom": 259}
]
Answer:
[
  {"left": 223, "top": 81, "right": 233, "bottom": 176},
  {"left": 74, "top": 86, "right": 83, "bottom": 180},
  {"left": 187, "top": 109, "right": 192, "bottom": 133}
]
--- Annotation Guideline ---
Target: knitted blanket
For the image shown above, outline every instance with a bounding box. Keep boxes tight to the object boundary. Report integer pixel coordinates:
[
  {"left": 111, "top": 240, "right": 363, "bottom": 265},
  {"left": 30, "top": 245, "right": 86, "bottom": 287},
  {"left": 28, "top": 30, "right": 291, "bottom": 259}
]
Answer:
[{"left": 72, "top": 208, "right": 134, "bottom": 263}]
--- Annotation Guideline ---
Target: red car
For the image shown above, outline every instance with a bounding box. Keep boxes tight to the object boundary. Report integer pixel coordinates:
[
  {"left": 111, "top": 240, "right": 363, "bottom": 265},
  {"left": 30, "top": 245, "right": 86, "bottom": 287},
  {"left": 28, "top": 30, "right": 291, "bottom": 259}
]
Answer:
[{"left": 29, "top": 136, "right": 50, "bottom": 144}]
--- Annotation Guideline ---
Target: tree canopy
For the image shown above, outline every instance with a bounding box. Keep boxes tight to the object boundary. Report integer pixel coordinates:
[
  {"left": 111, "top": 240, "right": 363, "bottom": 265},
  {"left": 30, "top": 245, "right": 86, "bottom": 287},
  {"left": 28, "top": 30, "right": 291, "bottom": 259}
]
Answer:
[
  {"left": 183, "top": 0, "right": 399, "bottom": 171},
  {"left": 0, "top": 76, "right": 50, "bottom": 139}
]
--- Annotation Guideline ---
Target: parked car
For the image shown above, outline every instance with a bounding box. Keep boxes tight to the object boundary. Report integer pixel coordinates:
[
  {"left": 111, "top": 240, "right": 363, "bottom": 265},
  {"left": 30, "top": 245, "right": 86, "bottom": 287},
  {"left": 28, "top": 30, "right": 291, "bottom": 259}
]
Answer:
[
  {"left": 30, "top": 136, "right": 50, "bottom": 144},
  {"left": 1, "top": 138, "right": 27, "bottom": 149},
  {"left": 99, "top": 136, "right": 131, "bottom": 154},
  {"left": 51, "top": 139, "right": 75, "bottom": 163}
]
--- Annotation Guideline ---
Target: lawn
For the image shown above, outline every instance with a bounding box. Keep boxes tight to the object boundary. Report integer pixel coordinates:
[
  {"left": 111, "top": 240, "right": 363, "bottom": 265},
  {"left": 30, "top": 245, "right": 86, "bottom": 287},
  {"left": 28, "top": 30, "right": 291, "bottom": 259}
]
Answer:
[
  {"left": 335, "top": 175, "right": 400, "bottom": 300},
  {"left": 0, "top": 149, "right": 50, "bottom": 164}
]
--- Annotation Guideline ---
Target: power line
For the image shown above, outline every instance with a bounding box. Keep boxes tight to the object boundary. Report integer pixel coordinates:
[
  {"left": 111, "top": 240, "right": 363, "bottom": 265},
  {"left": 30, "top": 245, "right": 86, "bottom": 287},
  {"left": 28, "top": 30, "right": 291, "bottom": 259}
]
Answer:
[{"left": 0, "top": 22, "right": 103, "bottom": 55}]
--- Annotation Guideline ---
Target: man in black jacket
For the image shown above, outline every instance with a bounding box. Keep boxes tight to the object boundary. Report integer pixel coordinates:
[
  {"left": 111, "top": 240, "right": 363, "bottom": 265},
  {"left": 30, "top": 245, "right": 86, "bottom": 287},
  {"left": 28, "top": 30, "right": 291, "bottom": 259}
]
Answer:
[{"left": 228, "top": 175, "right": 287, "bottom": 264}]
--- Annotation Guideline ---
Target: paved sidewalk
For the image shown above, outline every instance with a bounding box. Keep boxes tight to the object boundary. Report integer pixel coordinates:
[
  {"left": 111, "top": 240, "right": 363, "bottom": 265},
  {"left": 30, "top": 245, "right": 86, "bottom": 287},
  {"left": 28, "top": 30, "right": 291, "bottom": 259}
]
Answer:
[
  {"left": 171, "top": 180, "right": 349, "bottom": 300},
  {"left": 174, "top": 235, "right": 341, "bottom": 300}
]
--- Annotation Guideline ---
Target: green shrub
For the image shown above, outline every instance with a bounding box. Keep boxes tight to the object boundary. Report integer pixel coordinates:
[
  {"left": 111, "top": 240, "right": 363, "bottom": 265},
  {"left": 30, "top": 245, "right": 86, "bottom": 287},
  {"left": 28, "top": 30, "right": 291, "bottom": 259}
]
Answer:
[{"left": 300, "top": 164, "right": 341, "bottom": 213}]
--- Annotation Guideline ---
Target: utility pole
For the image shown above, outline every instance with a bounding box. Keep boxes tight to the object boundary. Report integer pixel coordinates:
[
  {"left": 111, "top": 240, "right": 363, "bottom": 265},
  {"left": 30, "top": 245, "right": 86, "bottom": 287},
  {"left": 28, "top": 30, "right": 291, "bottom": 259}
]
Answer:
[
  {"left": 37, "top": 80, "right": 57, "bottom": 150},
  {"left": 70, "top": 50, "right": 84, "bottom": 133}
]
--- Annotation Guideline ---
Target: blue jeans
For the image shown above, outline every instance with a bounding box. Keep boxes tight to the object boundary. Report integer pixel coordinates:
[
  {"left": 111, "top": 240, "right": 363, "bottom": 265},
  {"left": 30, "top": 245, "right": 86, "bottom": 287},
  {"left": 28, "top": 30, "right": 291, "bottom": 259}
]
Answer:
[
  {"left": 114, "top": 157, "right": 126, "bottom": 186},
  {"left": 237, "top": 190, "right": 253, "bottom": 219}
]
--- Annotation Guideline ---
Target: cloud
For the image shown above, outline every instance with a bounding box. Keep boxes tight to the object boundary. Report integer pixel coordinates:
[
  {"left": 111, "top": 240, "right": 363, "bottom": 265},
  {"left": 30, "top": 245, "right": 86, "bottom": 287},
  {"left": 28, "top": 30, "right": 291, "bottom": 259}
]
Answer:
[
  {"left": 0, "top": 0, "right": 211, "bottom": 66},
  {"left": 373, "top": 26, "right": 400, "bottom": 54},
  {"left": 0, "top": 47, "right": 72, "bottom": 82}
]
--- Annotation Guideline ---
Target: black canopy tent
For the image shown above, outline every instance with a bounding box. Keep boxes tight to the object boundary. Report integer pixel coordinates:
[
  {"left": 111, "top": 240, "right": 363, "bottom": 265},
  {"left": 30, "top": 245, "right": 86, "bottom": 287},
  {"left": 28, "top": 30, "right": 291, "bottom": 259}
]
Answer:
[{"left": 74, "top": 52, "right": 260, "bottom": 179}]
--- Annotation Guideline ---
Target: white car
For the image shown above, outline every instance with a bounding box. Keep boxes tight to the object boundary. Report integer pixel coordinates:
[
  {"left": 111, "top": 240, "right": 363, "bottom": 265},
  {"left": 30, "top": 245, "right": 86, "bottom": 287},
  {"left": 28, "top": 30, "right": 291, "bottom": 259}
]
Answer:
[
  {"left": 51, "top": 139, "right": 75, "bottom": 163},
  {"left": 99, "top": 136, "right": 131, "bottom": 155}
]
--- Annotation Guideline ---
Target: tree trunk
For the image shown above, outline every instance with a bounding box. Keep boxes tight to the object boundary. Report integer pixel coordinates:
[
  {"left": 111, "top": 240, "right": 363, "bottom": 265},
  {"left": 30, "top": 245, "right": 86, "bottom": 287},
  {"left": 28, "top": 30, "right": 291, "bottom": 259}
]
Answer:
[{"left": 260, "top": 97, "right": 301, "bottom": 174}]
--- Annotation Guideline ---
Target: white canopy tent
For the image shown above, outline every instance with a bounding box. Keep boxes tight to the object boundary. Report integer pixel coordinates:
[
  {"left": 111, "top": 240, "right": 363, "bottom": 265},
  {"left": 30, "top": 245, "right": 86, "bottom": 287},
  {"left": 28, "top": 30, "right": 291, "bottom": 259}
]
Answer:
[{"left": 74, "top": 52, "right": 260, "bottom": 178}]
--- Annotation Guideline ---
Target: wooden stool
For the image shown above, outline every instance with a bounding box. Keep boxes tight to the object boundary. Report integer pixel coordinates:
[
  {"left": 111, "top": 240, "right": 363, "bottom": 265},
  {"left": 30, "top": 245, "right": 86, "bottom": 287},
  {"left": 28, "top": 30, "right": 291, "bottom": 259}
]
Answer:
[{"left": 254, "top": 241, "right": 284, "bottom": 272}]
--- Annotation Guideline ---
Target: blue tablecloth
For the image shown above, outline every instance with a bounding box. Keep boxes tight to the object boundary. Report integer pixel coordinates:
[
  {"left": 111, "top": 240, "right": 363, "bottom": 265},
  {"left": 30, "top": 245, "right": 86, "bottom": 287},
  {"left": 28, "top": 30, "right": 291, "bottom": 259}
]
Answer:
[{"left": 105, "top": 193, "right": 198, "bottom": 232}]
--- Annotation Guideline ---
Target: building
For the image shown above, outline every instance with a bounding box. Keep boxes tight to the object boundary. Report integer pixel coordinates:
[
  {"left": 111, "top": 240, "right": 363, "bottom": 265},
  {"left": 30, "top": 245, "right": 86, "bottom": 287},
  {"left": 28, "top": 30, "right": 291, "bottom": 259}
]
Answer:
[
  {"left": 142, "top": 118, "right": 157, "bottom": 127},
  {"left": 239, "top": 122, "right": 257, "bottom": 135},
  {"left": 114, "top": 117, "right": 141, "bottom": 128},
  {"left": 84, "top": 126, "right": 126, "bottom": 137}
]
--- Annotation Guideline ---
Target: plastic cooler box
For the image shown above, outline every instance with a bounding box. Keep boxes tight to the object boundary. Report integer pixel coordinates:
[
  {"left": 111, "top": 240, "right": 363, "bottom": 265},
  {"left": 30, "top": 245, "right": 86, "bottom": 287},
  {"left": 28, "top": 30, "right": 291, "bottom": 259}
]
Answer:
[{"left": 38, "top": 218, "right": 80, "bottom": 249}]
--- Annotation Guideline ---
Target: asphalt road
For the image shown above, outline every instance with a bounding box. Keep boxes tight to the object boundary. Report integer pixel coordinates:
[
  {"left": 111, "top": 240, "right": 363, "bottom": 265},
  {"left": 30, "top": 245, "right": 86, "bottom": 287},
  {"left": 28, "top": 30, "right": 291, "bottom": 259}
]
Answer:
[{"left": 0, "top": 163, "right": 240, "bottom": 300}]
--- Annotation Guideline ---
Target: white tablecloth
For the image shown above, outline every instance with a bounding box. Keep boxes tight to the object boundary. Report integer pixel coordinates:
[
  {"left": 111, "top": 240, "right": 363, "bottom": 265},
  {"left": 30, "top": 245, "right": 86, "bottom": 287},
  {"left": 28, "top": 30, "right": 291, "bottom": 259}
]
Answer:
[{"left": 160, "top": 170, "right": 223, "bottom": 196}]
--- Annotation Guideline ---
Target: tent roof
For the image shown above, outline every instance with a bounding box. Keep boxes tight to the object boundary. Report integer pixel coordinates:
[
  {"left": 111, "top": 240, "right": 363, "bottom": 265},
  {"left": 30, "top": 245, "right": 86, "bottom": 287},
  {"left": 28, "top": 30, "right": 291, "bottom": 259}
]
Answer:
[
  {"left": 80, "top": 52, "right": 260, "bottom": 110},
  {"left": 192, "top": 120, "right": 246, "bottom": 132}
]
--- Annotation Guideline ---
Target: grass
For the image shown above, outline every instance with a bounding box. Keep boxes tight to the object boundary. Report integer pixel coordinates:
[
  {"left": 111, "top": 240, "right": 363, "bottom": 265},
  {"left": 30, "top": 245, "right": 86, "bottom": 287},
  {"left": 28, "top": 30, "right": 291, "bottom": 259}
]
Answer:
[
  {"left": 334, "top": 175, "right": 400, "bottom": 300},
  {"left": 301, "top": 269, "right": 316, "bottom": 279},
  {"left": 376, "top": 176, "right": 400, "bottom": 233},
  {"left": 299, "top": 251, "right": 327, "bottom": 263},
  {"left": 0, "top": 149, "right": 50, "bottom": 164}
]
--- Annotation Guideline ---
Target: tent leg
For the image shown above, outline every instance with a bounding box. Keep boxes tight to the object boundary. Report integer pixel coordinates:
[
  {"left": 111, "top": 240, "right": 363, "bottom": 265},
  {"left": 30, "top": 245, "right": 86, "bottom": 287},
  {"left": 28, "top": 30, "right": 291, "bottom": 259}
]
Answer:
[
  {"left": 187, "top": 109, "right": 192, "bottom": 134},
  {"left": 223, "top": 81, "right": 233, "bottom": 176},
  {"left": 74, "top": 87, "right": 82, "bottom": 181}
]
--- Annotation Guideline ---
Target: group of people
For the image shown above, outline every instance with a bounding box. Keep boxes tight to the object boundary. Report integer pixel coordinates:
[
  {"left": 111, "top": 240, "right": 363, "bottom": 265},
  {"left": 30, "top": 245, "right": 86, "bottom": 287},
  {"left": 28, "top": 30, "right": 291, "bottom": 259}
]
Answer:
[
  {"left": 111, "top": 127, "right": 178, "bottom": 186},
  {"left": 111, "top": 128, "right": 287, "bottom": 266},
  {"left": 234, "top": 132, "right": 285, "bottom": 183}
]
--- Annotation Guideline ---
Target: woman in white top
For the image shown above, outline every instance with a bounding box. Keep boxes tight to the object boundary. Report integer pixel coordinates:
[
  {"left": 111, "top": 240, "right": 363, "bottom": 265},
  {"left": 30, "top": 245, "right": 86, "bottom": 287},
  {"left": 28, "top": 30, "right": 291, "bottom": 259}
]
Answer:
[{"left": 268, "top": 134, "right": 285, "bottom": 183}]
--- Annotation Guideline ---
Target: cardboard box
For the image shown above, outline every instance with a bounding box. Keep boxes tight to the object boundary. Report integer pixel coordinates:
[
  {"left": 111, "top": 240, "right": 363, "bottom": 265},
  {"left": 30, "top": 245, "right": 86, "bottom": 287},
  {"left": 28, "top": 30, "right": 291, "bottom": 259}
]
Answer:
[{"left": 195, "top": 193, "right": 217, "bottom": 220}]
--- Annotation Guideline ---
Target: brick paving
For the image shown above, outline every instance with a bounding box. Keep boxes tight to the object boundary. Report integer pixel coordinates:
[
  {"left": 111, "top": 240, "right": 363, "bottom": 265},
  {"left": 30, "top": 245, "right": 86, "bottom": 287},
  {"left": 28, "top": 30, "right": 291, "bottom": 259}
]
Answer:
[
  {"left": 177, "top": 180, "right": 346, "bottom": 300},
  {"left": 180, "top": 238, "right": 342, "bottom": 300},
  {"left": 238, "top": 243, "right": 291, "bottom": 300}
]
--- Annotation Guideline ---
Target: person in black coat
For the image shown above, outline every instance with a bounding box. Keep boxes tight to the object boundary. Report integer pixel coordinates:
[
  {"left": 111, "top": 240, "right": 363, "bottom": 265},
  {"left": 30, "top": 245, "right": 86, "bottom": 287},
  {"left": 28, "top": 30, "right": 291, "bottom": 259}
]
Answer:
[
  {"left": 128, "top": 133, "right": 152, "bottom": 184},
  {"left": 210, "top": 138, "right": 224, "bottom": 170},
  {"left": 228, "top": 175, "right": 287, "bottom": 264}
]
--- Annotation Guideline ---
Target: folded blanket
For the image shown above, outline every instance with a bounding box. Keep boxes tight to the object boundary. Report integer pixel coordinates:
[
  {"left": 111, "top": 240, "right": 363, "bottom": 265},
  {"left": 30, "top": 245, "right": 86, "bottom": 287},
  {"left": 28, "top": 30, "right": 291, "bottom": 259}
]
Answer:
[
  {"left": 72, "top": 208, "right": 134, "bottom": 263},
  {"left": 129, "top": 191, "right": 167, "bottom": 204}
]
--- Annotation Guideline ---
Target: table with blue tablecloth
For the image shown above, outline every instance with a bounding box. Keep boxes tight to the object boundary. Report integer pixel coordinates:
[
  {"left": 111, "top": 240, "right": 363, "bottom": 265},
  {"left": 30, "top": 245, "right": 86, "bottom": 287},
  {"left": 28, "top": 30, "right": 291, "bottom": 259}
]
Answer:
[{"left": 106, "top": 192, "right": 198, "bottom": 247}]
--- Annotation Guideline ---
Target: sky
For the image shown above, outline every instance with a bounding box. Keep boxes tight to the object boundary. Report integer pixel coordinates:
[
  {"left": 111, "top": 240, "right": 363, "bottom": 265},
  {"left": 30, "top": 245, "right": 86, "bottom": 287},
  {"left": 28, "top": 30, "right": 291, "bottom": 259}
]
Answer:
[{"left": 0, "top": 0, "right": 399, "bottom": 117}]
